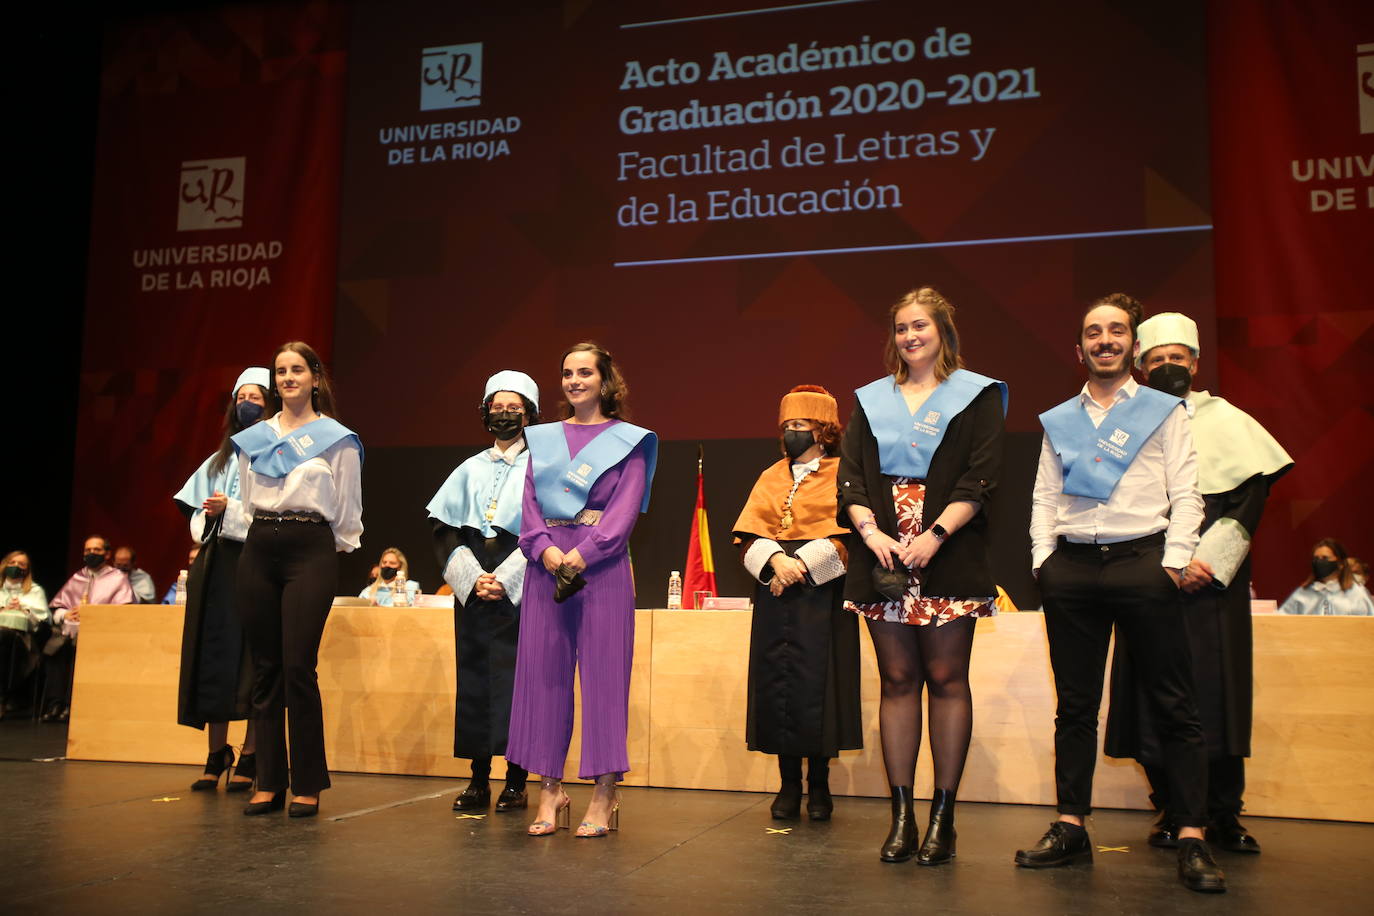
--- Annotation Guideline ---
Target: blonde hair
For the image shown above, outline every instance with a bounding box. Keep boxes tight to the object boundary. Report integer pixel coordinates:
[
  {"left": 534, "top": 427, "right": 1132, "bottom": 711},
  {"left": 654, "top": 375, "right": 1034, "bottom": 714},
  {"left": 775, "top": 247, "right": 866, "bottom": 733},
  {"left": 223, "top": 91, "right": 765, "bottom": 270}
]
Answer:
[
  {"left": 883, "top": 287, "right": 963, "bottom": 383},
  {"left": 366, "top": 547, "right": 412, "bottom": 600},
  {"left": 1, "top": 550, "right": 33, "bottom": 592}
]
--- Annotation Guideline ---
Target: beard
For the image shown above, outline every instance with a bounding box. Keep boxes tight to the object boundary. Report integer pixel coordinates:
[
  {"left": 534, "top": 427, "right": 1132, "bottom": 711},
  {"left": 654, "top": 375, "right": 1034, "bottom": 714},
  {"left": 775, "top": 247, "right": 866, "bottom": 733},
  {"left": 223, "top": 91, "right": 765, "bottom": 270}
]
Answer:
[{"left": 1085, "top": 345, "right": 1130, "bottom": 379}]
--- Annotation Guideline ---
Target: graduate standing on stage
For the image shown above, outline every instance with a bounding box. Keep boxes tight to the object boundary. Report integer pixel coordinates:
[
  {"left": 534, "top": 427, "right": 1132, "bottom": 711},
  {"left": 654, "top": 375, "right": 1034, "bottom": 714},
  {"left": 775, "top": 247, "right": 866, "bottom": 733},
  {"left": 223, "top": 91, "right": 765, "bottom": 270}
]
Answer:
[
  {"left": 427, "top": 370, "right": 541, "bottom": 814},
  {"left": 1105, "top": 312, "right": 1293, "bottom": 854},
  {"left": 838, "top": 287, "right": 1006, "bottom": 865},
  {"left": 1015, "top": 294, "right": 1224, "bottom": 894},
  {"left": 234, "top": 341, "right": 363, "bottom": 819},
  {"left": 733, "top": 385, "right": 861, "bottom": 823},
  {"left": 172, "top": 366, "right": 270, "bottom": 793},
  {"left": 506, "top": 342, "right": 657, "bottom": 839}
]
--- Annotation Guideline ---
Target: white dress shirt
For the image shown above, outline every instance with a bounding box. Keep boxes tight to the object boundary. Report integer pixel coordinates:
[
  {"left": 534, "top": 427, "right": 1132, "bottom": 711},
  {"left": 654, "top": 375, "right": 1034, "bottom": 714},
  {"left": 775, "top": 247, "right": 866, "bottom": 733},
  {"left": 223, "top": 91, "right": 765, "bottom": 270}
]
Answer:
[
  {"left": 238, "top": 415, "right": 364, "bottom": 552},
  {"left": 1030, "top": 377, "right": 1203, "bottom": 572}
]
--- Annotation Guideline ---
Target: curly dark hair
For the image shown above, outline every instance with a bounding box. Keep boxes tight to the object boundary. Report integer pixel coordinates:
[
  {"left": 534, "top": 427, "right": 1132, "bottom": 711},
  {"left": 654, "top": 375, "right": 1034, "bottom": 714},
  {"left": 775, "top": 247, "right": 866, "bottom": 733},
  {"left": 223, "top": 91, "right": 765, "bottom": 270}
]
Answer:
[{"left": 559, "top": 342, "right": 630, "bottom": 420}]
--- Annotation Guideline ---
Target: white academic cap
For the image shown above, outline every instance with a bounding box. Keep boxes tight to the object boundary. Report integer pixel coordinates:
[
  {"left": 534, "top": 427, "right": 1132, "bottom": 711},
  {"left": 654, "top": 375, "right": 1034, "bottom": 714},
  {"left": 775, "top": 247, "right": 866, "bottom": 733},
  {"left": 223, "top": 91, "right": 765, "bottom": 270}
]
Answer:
[
  {"left": 233, "top": 367, "right": 271, "bottom": 396},
  {"left": 482, "top": 370, "right": 540, "bottom": 410},
  {"left": 1136, "top": 313, "right": 1200, "bottom": 368}
]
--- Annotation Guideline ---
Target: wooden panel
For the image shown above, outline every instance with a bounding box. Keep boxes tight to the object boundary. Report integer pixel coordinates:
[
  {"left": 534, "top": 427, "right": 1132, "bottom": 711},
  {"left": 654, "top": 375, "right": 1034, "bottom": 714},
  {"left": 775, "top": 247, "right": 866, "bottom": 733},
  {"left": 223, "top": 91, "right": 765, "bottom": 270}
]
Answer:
[{"left": 67, "top": 605, "right": 1374, "bottom": 821}]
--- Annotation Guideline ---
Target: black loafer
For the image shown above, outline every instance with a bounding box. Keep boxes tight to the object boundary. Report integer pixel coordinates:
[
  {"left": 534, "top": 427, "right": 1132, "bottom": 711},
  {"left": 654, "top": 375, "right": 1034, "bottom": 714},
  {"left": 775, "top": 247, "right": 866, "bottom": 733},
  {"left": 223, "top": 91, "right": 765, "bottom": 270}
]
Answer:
[
  {"left": 1207, "top": 818, "right": 1261, "bottom": 854},
  {"left": 1015, "top": 821, "right": 1093, "bottom": 868},
  {"left": 494, "top": 786, "right": 528, "bottom": 812},
  {"left": 288, "top": 801, "right": 320, "bottom": 819},
  {"left": 452, "top": 784, "right": 491, "bottom": 811},
  {"left": 1148, "top": 812, "right": 1180, "bottom": 848},
  {"left": 1178, "top": 838, "right": 1227, "bottom": 893}
]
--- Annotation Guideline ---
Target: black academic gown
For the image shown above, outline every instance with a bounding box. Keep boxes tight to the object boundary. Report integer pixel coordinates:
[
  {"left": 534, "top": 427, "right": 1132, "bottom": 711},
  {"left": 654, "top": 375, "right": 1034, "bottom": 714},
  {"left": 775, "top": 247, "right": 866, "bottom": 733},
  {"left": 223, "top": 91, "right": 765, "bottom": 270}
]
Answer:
[
  {"left": 432, "top": 521, "right": 521, "bottom": 760},
  {"left": 1105, "top": 473, "right": 1278, "bottom": 761},
  {"left": 176, "top": 515, "right": 253, "bottom": 729}
]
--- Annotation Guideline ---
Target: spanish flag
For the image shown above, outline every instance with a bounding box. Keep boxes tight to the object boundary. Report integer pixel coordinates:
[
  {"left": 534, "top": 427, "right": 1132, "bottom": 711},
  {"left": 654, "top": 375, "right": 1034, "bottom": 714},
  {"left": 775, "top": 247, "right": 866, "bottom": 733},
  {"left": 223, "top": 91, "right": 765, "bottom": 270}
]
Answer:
[{"left": 684, "top": 445, "right": 717, "bottom": 608}]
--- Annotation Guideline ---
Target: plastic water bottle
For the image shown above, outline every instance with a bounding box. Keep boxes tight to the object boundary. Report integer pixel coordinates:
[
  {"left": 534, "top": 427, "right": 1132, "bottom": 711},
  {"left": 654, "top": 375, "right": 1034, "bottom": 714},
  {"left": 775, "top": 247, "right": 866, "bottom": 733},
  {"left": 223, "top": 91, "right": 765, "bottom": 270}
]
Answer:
[
  {"left": 174, "top": 569, "right": 188, "bottom": 605},
  {"left": 394, "top": 575, "right": 410, "bottom": 607},
  {"left": 667, "top": 571, "right": 683, "bottom": 610}
]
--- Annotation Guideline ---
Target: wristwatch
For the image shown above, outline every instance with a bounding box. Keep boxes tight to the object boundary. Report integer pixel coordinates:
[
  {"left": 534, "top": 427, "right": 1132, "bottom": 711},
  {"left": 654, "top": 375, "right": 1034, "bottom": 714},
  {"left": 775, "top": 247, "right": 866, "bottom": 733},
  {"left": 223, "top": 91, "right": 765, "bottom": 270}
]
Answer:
[{"left": 929, "top": 523, "right": 949, "bottom": 543}]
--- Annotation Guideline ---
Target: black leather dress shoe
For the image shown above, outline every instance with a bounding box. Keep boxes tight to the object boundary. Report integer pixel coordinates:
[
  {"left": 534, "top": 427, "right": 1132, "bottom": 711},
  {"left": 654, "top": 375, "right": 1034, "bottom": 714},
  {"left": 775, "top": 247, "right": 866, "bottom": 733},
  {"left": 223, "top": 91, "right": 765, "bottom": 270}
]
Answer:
[
  {"left": 1015, "top": 821, "right": 1093, "bottom": 868},
  {"left": 1207, "top": 818, "right": 1261, "bottom": 854},
  {"left": 1178, "top": 838, "right": 1227, "bottom": 892},
  {"left": 452, "top": 784, "right": 492, "bottom": 811},
  {"left": 494, "top": 786, "right": 528, "bottom": 812},
  {"left": 1148, "top": 812, "right": 1180, "bottom": 848}
]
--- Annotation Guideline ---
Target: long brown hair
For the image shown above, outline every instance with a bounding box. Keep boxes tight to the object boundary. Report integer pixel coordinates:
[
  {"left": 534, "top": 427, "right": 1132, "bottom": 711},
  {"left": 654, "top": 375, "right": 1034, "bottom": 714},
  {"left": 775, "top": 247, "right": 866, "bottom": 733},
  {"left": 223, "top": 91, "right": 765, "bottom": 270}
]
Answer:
[
  {"left": 270, "top": 341, "right": 339, "bottom": 418},
  {"left": 882, "top": 287, "right": 963, "bottom": 383},
  {"left": 209, "top": 381, "right": 271, "bottom": 478},
  {"left": 1302, "top": 537, "right": 1357, "bottom": 591},
  {"left": 559, "top": 341, "right": 630, "bottom": 420}
]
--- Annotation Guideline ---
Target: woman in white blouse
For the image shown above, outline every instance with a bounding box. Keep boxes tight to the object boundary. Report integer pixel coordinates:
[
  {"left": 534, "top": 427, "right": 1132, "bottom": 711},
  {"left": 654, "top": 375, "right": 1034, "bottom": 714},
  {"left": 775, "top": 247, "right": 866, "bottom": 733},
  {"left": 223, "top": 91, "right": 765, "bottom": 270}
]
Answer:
[
  {"left": 1280, "top": 538, "right": 1374, "bottom": 616},
  {"left": 233, "top": 341, "right": 363, "bottom": 818}
]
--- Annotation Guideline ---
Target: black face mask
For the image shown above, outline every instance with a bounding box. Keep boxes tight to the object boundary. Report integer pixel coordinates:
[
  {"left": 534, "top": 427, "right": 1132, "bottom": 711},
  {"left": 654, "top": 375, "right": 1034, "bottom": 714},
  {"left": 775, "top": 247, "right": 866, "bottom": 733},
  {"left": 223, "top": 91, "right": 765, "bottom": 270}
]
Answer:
[
  {"left": 487, "top": 414, "right": 523, "bottom": 441},
  {"left": 236, "top": 400, "right": 265, "bottom": 427},
  {"left": 1146, "top": 363, "right": 1192, "bottom": 397},
  {"left": 380, "top": 566, "right": 398, "bottom": 581},
  {"left": 783, "top": 429, "right": 816, "bottom": 460},
  {"left": 3, "top": 565, "right": 23, "bottom": 580},
  {"left": 115, "top": 564, "right": 132, "bottom": 574},
  {"left": 1311, "top": 557, "right": 1339, "bottom": 581},
  {"left": 83, "top": 553, "right": 105, "bottom": 570}
]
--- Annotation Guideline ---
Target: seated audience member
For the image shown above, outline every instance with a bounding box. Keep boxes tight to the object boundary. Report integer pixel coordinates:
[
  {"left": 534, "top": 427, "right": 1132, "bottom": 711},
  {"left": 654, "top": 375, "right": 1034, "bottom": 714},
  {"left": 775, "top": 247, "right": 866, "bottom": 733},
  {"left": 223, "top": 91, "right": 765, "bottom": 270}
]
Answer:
[
  {"left": 1, "top": 550, "right": 50, "bottom": 718},
  {"left": 113, "top": 546, "right": 156, "bottom": 604},
  {"left": 44, "top": 536, "right": 136, "bottom": 721},
  {"left": 1280, "top": 538, "right": 1374, "bottom": 616},
  {"left": 360, "top": 547, "right": 422, "bottom": 607},
  {"left": 1350, "top": 557, "right": 1369, "bottom": 587},
  {"left": 161, "top": 543, "right": 202, "bottom": 604},
  {"left": 435, "top": 583, "right": 454, "bottom": 597}
]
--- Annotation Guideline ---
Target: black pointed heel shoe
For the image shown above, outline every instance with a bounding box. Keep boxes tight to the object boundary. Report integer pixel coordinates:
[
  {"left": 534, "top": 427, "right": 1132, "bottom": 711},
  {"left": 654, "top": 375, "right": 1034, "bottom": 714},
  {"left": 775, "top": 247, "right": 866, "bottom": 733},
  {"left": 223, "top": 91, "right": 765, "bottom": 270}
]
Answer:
[
  {"left": 225, "top": 752, "right": 256, "bottom": 794},
  {"left": 191, "top": 745, "right": 235, "bottom": 791},
  {"left": 915, "top": 788, "right": 957, "bottom": 865},
  {"left": 880, "top": 786, "right": 918, "bottom": 863},
  {"left": 288, "top": 799, "right": 320, "bottom": 819},
  {"left": 243, "top": 790, "right": 286, "bottom": 816}
]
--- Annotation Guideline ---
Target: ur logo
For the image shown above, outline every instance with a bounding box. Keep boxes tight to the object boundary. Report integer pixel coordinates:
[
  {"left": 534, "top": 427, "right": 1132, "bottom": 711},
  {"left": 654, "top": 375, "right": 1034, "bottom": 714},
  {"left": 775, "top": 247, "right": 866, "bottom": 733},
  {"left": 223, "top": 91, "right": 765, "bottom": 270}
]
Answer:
[
  {"left": 1359, "top": 43, "right": 1373, "bottom": 134},
  {"left": 1109, "top": 428, "right": 1130, "bottom": 447},
  {"left": 178, "top": 158, "right": 244, "bottom": 231},
  {"left": 577, "top": 463, "right": 593, "bottom": 478},
  {"left": 421, "top": 43, "right": 482, "bottom": 111},
  {"left": 923, "top": 410, "right": 941, "bottom": 425}
]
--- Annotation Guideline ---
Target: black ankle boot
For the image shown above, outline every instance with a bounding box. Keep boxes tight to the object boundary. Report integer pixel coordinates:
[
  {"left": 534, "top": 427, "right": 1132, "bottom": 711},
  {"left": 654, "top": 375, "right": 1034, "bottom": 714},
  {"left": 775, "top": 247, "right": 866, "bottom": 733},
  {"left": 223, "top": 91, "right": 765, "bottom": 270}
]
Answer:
[
  {"left": 806, "top": 758, "right": 833, "bottom": 821},
  {"left": 880, "top": 786, "right": 917, "bottom": 863},
  {"left": 915, "top": 788, "right": 956, "bottom": 865},
  {"left": 771, "top": 779, "right": 803, "bottom": 819}
]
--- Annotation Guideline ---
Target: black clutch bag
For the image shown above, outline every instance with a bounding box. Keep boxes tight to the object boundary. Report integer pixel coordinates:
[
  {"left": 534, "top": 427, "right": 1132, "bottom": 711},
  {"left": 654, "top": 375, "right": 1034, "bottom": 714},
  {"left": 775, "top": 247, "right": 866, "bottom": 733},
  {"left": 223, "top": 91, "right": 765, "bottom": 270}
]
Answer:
[
  {"left": 553, "top": 564, "right": 587, "bottom": 603},
  {"left": 872, "top": 562, "right": 914, "bottom": 602}
]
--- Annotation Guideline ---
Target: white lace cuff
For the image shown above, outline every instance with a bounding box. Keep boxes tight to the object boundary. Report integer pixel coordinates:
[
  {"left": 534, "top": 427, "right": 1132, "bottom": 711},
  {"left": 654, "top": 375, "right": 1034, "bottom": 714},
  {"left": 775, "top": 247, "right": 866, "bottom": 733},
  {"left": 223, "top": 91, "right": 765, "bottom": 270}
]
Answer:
[
  {"left": 492, "top": 549, "right": 527, "bottom": 607},
  {"left": 743, "top": 538, "right": 784, "bottom": 583},
  {"left": 444, "top": 547, "right": 483, "bottom": 604},
  {"left": 796, "top": 538, "right": 845, "bottom": 586}
]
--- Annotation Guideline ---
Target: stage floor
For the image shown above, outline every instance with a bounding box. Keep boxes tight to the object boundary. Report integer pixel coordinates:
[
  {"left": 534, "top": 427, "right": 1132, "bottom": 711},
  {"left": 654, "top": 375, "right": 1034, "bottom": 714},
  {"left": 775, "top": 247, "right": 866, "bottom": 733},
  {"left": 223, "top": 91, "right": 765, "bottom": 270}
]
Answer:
[{"left": 3, "top": 720, "right": 1371, "bottom": 915}]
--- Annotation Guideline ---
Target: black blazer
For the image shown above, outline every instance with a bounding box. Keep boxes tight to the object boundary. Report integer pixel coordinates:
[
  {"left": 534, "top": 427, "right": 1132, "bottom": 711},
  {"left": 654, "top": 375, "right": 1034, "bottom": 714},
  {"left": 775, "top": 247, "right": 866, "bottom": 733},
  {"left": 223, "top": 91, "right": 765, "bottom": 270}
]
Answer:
[{"left": 837, "top": 381, "right": 1005, "bottom": 601}]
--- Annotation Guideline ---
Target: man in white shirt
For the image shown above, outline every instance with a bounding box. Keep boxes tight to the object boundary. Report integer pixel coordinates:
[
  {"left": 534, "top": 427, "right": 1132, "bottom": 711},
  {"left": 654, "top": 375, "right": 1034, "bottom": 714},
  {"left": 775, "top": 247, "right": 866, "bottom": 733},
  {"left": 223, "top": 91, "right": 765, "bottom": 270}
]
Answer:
[{"left": 1014, "top": 294, "right": 1224, "bottom": 894}]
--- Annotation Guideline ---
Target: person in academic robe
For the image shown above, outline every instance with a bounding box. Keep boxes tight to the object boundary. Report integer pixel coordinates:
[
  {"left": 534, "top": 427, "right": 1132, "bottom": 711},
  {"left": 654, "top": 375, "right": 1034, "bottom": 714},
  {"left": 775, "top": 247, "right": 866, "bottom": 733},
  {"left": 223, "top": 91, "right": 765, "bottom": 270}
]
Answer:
[
  {"left": 1015, "top": 294, "right": 1226, "bottom": 894},
  {"left": 172, "top": 366, "right": 271, "bottom": 793},
  {"left": 1105, "top": 312, "right": 1294, "bottom": 854},
  {"left": 358, "top": 547, "right": 422, "bottom": 606},
  {"left": 427, "top": 370, "right": 540, "bottom": 814},
  {"left": 506, "top": 343, "right": 657, "bottom": 839},
  {"left": 45, "top": 535, "right": 135, "bottom": 721},
  {"left": 1280, "top": 538, "right": 1374, "bottom": 616},
  {"left": 734, "top": 385, "right": 861, "bottom": 823},
  {"left": 837, "top": 287, "right": 1006, "bottom": 865},
  {"left": 234, "top": 342, "right": 363, "bottom": 819}
]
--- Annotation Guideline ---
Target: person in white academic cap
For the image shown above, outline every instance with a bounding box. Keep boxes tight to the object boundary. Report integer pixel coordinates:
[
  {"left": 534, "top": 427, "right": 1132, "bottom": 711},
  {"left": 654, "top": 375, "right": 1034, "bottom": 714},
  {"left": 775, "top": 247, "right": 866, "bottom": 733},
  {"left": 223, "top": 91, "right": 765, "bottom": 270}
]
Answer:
[
  {"left": 427, "top": 370, "right": 541, "bottom": 814},
  {"left": 171, "top": 366, "right": 272, "bottom": 794},
  {"left": 1104, "top": 312, "right": 1293, "bottom": 856}
]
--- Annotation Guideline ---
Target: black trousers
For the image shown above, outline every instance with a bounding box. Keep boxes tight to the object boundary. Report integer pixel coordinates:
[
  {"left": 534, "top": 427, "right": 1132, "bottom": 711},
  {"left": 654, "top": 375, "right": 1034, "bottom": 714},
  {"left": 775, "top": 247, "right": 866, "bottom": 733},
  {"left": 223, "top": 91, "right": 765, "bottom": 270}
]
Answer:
[
  {"left": 1146, "top": 757, "right": 1245, "bottom": 822},
  {"left": 1039, "top": 534, "right": 1208, "bottom": 826},
  {"left": 237, "top": 519, "right": 337, "bottom": 795}
]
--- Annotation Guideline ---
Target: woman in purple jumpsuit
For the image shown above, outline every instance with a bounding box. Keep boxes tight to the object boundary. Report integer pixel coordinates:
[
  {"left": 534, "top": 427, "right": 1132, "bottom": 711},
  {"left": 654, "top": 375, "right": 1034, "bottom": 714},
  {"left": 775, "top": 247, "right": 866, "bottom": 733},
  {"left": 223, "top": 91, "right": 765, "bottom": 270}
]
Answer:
[{"left": 506, "top": 342, "right": 657, "bottom": 838}]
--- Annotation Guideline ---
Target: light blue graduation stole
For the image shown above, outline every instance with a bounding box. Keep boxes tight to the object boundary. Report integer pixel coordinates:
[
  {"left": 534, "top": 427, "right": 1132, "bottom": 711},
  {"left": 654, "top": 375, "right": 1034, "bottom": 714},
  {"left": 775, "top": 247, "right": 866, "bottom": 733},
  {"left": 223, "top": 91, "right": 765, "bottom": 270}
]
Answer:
[
  {"left": 232, "top": 416, "right": 363, "bottom": 479},
  {"left": 526, "top": 421, "right": 658, "bottom": 518},
  {"left": 173, "top": 451, "right": 240, "bottom": 511},
  {"left": 426, "top": 448, "right": 529, "bottom": 537},
  {"left": 856, "top": 369, "right": 1008, "bottom": 478},
  {"left": 1040, "top": 387, "right": 1180, "bottom": 500}
]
